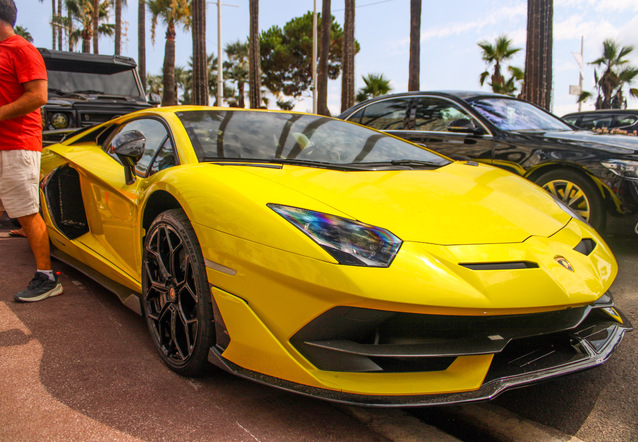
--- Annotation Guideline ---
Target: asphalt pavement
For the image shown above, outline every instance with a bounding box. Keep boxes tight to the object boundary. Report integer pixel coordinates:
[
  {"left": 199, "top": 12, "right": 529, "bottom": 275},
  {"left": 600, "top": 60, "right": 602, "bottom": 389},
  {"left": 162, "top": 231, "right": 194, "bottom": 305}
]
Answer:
[{"left": 1, "top": 212, "right": 636, "bottom": 441}]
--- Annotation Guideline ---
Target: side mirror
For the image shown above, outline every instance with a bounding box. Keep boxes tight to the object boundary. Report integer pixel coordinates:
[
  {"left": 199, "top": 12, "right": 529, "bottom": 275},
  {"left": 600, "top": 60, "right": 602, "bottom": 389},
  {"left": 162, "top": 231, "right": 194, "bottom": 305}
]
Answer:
[
  {"left": 148, "top": 93, "right": 161, "bottom": 106},
  {"left": 111, "top": 130, "right": 146, "bottom": 185},
  {"left": 447, "top": 118, "right": 484, "bottom": 135}
]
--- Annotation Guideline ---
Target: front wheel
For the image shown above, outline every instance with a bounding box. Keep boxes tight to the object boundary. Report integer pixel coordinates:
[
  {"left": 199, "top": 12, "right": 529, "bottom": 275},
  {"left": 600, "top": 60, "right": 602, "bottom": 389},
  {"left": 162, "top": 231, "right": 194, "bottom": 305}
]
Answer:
[
  {"left": 142, "top": 209, "right": 215, "bottom": 376},
  {"left": 535, "top": 169, "right": 606, "bottom": 232}
]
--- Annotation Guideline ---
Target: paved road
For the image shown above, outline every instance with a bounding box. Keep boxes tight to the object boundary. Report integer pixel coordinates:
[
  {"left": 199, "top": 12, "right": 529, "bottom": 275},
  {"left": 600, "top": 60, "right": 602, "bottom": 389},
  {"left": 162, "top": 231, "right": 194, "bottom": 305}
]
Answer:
[{"left": 1, "top": 213, "right": 636, "bottom": 441}]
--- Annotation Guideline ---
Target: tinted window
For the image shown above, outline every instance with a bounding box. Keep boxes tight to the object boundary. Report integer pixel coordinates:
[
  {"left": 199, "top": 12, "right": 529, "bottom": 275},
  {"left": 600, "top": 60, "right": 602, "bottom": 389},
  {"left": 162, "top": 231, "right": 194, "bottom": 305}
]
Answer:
[
  {"left": 108, "top": 118, "right": 172, "bottom": 176},
  {"left": 358, "top": 98, "right": 411, "bottom": 130},
  {"left": 413, "top": 97, "right": 475, "bottom": 132},
  {"left": 579, "top": 114, "right": 613, "bottom": 130},
  {"left": 177, "top": 110, "right": 449, "bottom": 167},
  {"left": 615, "top": 115, "right": 638, "bottom": 129}
]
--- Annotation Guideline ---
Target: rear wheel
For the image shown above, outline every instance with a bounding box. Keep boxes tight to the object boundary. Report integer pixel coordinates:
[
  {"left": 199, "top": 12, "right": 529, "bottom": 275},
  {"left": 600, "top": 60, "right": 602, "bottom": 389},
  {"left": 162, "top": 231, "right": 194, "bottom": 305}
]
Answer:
[
  {"left": 535, "top": 169, "right": 606, "bottom": 232},
  {"left": 142, "top": 209, "right": 215, "bottom": 376}
]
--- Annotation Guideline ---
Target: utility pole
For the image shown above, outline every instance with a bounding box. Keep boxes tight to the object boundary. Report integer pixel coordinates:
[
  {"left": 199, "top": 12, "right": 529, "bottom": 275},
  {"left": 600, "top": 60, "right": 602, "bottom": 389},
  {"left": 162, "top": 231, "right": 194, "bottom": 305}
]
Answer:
[{"left": 312, "top": 0, "right": 318, "bottom": 114}]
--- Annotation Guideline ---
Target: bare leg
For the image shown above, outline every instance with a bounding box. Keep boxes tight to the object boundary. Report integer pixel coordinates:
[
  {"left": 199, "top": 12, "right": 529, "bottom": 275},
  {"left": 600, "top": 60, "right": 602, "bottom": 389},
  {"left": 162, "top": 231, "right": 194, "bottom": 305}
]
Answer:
[{"left": 17, "top": 212, "right": 51, "bottom": 270}]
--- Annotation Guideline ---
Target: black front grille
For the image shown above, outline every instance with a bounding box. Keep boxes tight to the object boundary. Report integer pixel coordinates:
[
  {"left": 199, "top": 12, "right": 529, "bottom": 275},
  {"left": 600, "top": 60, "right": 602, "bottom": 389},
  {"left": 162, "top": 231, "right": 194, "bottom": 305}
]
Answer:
[{"left": 290, "top": 294, "right": 629, "bottom": 375}]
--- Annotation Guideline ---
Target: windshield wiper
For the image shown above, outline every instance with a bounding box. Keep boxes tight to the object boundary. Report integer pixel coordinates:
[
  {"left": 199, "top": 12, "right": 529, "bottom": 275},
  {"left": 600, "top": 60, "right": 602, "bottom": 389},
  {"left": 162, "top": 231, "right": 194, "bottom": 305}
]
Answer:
[
  {"left": 268, "top": 158, "right": 363, "bottom": 171},
  {"left": 74, "top": 89, "right": 105, "bottom": 94},
  {"left": 389, "top": 159, "right": 446, "bottom": 168}
]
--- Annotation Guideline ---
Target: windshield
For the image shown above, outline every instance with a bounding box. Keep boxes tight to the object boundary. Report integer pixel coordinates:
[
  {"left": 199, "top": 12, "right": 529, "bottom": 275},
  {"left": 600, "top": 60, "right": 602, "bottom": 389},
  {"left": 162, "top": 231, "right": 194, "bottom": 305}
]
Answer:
[
  {"left": 47, "top": 69, "right": 144, "bottom": 98},
  {"left": 468, "top": 98, "right": 572, "bottom": 132},
  {"left": 177, "top": 110, "right": 450, "bottom": 168}
]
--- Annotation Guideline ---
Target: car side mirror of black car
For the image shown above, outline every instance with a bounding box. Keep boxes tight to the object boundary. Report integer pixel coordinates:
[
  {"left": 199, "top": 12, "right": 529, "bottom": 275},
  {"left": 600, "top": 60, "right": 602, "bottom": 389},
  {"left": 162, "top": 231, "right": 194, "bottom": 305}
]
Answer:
[
  {"left": 112, "top": 130, "right": 146, "bottom": 185},
  {"left": 148, "top": 93, "right": 161, "bottom": 106},
  {"left": 447, "top": 118, "right": 485, "bottom": 135}
]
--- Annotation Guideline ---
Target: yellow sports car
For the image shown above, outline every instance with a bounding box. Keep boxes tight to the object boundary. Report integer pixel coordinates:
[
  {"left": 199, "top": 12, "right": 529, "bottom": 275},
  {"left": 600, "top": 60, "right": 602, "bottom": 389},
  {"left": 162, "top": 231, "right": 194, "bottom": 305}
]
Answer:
[{"left": 40, "top": 106, "right": 632, "bottom": 406}]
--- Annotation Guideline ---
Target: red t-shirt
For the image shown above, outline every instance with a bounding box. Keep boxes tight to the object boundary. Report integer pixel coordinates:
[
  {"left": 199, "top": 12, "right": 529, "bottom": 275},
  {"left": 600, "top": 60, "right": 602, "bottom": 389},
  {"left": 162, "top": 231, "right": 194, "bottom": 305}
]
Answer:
[{"left": 0, "top": 35, "right": 47, "bottom": 152}]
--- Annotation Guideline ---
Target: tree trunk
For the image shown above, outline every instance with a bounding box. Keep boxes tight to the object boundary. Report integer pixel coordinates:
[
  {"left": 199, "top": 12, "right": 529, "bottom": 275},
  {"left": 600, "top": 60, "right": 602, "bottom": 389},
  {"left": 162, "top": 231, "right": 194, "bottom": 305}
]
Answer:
[
  {"left": 115, "top": 0, "right": 122, "bottom": 55},
  {"left": 162, "top": 26, "right": 177, "bottom": 106},
  {"left": 57, "top": 0, "right": 63, "bottom": 50},
  {"left": 138, "top": 0, "right": 146, "bottom": 91},
  {"left": 82, "top": 29, "right": 91, "bottom": 53},
  {"left": 191, "top": 0, "right": 209, "bottom": 105},
  {"left": 51, "top": 0, "right": 56, "bottom": 49},
  {"left": 408, "top": 0, "right": 421, "bottom": 91},
  {"left": 317, "top": 0, "right": 331, "bottom": 115},
  {"left": 68, "top": 8, "right": 74, "bottom": 51},
  {"left": 93, "top": 0, "right": 99, "bottom": 53},
  {"left": 341, "top": 0, "right": 355, "bottom": 113},
  {"left": 248, "top": 0, "right": 261, "bottom": 108},
  {"left": 522, "top": 0, "right": 553, "bottom": 110}
]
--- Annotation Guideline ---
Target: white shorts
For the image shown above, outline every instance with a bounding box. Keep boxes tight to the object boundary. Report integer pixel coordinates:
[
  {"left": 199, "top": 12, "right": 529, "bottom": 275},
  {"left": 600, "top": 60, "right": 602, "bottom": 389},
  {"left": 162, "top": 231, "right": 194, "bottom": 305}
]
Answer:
[{"left": 0, "top": 150, "right": 41, "bottom": 219}]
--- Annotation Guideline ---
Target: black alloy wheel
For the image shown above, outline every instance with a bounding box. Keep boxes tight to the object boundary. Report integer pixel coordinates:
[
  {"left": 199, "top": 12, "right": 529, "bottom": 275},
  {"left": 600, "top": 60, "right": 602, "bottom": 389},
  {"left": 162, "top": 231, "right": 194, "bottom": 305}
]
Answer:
[
  {"left": 142, "top": 209, "right": 215, "bottom": 376},
  {"left": 535, "top": 169, "right": 606, "bottom": 233}
]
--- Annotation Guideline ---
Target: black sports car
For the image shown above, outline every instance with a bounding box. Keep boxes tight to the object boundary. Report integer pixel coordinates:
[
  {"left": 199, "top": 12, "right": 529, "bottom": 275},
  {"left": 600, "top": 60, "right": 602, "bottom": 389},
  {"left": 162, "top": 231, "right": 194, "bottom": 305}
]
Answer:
[{"left": 339, "top": 91, "right": 638, "bottom": 234}]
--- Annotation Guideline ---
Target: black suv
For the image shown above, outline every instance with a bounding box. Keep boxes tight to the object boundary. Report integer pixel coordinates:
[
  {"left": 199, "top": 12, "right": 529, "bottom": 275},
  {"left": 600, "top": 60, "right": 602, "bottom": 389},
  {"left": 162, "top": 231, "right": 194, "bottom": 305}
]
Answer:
[
  {"left": 39, "top": 49, "right": 154, "bottom": 144},
  {"left": 339, "top": 91, "right": 638, "bottom": 234}
]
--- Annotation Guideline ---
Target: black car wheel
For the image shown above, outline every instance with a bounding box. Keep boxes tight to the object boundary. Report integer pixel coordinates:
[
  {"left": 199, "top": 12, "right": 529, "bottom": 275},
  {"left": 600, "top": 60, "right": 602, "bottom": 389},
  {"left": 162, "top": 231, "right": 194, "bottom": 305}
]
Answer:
[
  {"left": 535, "top": 169, "right": 605, "bottom": 232},
  {"left": 142, "top": 209, "right": 215, "bottom": 376}
]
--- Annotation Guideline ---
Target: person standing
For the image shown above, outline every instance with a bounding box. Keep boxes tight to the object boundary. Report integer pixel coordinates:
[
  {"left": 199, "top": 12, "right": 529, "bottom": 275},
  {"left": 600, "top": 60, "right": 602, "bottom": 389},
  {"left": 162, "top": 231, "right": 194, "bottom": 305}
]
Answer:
[{"left": 0, "top": 0, "right": 63, "bottom": 302}]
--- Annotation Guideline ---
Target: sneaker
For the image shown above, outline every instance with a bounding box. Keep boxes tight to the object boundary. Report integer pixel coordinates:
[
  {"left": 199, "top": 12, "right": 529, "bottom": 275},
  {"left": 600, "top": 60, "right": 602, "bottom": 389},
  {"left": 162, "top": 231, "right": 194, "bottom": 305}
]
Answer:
[{"left": 14, "top": 272, "right": 63, "bottom": 302}]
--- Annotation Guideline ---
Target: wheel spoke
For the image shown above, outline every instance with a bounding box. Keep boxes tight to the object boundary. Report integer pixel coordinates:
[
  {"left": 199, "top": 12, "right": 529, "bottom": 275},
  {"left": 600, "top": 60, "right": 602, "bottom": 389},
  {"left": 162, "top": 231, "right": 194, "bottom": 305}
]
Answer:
[{"left": 542, "top": 179, "right": 591, "bottom": 222}]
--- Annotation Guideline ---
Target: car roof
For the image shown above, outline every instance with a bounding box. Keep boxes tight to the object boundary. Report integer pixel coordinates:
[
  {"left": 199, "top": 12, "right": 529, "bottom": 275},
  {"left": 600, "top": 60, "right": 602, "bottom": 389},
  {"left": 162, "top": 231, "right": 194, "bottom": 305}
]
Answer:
[
  {"left": 563, "top": 109, "right": 638, "bottom": 117},
  {"left": 338, "top": 90, "right": 515, "bottom": 118}
]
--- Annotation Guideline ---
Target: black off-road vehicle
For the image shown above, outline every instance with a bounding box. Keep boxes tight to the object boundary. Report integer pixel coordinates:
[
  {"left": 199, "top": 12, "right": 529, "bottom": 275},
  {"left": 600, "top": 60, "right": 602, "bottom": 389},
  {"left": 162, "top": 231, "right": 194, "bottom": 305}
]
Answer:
[{"left": 38, "top": 48, "right": 155, "bottom": 144}]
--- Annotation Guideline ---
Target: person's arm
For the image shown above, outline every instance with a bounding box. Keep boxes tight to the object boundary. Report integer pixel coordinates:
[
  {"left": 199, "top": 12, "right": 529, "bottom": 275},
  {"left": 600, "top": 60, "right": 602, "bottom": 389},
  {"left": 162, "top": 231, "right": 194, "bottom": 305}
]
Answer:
[{"left": 0, "top": 79, "right": 47, "bottom": 121}]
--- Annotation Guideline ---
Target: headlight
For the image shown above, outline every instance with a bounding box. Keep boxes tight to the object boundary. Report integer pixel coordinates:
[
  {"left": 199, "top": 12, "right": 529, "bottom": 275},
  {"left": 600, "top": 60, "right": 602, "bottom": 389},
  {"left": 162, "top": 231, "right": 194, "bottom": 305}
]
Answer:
[
  {"left": 50, "top": 112, "right": 70, "bottom": 129},
  {"left": 601, "top": 159, "right": 638, "bottom": 180},
  {"left": 269, "top": 204, "right": 402, "bottom": 267}
]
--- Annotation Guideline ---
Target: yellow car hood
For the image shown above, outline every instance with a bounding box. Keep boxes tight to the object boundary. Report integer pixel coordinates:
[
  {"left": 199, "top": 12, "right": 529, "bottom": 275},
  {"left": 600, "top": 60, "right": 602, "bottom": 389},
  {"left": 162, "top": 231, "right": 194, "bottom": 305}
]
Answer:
[{"left": 243, "top": 162, "right": 569, "bottom": 245}]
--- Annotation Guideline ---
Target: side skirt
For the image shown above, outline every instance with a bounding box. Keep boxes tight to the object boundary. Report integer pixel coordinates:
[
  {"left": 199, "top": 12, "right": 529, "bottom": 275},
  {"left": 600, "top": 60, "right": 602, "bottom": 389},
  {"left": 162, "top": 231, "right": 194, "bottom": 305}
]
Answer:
[{"left": 51, "top": 245, "right": 143, "bottom": 315}]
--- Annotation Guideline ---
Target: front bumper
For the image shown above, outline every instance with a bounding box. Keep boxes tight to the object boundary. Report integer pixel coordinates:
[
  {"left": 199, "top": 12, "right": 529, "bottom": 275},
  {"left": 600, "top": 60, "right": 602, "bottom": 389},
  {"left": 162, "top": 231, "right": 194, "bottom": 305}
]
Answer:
[{"left": 208, "top": 289, "right": 632, "bottom": 407}]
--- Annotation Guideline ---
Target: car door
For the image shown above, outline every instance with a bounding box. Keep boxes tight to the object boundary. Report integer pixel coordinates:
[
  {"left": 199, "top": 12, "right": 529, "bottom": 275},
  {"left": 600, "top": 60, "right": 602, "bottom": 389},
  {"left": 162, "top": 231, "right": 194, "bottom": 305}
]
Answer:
[
  {"left": 390, "top": 96, "right": 495, "bottom": 163},
  {"left": 74, "top": 117, "right": 177, "bottom": 281}
]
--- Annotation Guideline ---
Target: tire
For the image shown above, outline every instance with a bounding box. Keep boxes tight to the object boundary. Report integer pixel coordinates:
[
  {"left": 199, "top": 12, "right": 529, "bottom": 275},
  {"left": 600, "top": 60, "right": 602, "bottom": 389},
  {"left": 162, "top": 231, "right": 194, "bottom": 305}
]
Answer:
[
  {"left": 534, "top": 169, "right": 606, "bottom": 232},
  {"left": 142, "top": 209, "right": 215, "bottom": 376}
]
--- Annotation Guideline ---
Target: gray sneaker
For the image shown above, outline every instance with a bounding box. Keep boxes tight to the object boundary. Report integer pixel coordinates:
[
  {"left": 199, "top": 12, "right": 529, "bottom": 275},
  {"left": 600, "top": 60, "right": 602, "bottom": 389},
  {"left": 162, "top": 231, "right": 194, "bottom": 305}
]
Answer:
[{"left": 14, "top": 272, "right": 63, "bottom": 302}]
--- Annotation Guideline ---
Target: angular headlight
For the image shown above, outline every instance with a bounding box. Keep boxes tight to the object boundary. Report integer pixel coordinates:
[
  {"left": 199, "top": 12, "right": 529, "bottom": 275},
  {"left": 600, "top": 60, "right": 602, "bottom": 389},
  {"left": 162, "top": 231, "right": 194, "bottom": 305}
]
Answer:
[
  {"left": 269, "top": 204, "right": 402, "bottom": 267},
  {"left": 601, "top": 159, "right": 638, "bottom": 180}
]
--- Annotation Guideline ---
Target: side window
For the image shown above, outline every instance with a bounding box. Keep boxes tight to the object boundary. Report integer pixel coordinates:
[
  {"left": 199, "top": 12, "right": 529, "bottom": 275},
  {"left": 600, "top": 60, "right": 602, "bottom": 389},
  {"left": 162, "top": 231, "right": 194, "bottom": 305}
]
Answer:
[
  {"left": 149, "top": 138, "right": 177, "bottom": 174},
  {"left": 413, "top": 98, "right": 475, "bottom": 132},
  {"left": 108, "top": 118, "right": 171, "bottom": 177},
  {"left": 614, "top": 115, "right": 638, "bottom": 129},
  {"left": 359, "top": 98, "right": 411, "bottom": 130},
  {"left": 579, "top": 115, "right": 612, "bottom": 130}
]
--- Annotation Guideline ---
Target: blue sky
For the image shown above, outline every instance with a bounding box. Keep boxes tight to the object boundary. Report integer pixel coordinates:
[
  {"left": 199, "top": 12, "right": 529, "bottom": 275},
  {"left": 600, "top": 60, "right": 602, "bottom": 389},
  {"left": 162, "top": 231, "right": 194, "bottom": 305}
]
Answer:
[{"left": 15, "top": 0, "right": 638, "bottom": 116}]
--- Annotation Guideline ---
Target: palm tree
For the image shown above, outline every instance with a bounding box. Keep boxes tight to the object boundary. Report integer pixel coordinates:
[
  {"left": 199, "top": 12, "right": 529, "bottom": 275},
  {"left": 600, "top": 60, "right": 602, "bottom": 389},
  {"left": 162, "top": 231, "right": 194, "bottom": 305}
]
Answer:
[
  {"left": 146, "top": 73, "right": 163, "bottom": 95},
  {"left": 408, "top": 0, "right": 421, "bottom": 91},
  {"left": 191, "top": 0, "right": 208, "bottom": 105},
  {"left": 522, "top": 0, "right": 553, "bottom": 110},
  {"left": 341, "top": 0, "right": 355, "bottom": 112},
  {"left": 248, "top": 0, "right": 261, "bottom": 108},
  {"left": 478, "top": 34, "right": 522, "bottom": 94},
  {"left": 581, "top": 39, "right": 637, "bottom": 109},
  {"left": 148, "top": 0, "right": 191, "bottom": 105},
  {"left": 114, "top": 0, "right": 127, "bottom": 55},
  {"left": 224, "top": 40, "right": 249, "bottom": 108},
  {"left": 138, "top": 0, "right": 146, "bottom": 91},
  {"left": 15, "top": 26, "right": 34, "bottom": 42},
  {"left": 93, "top": 0, "right": 99, "bottom": 52},
  {"left": 317, "top": 0, "right": 331, "bottom": 115},
  {"left": 356, "top": 73, "right": 392, "bottom": 102},
  {"left": 63, "top": 0, "right": 113, "bottom": 53}
]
